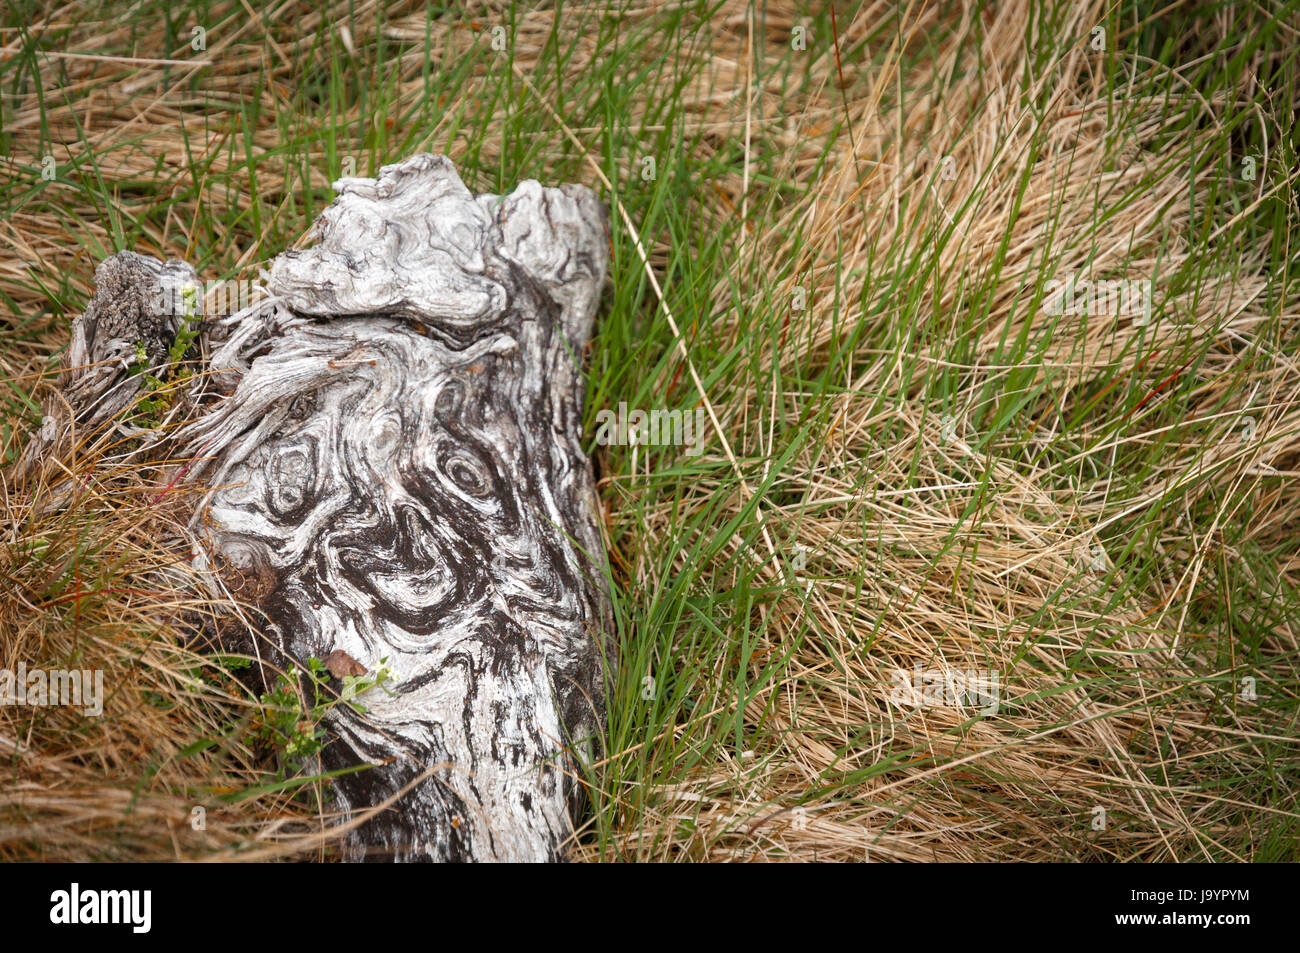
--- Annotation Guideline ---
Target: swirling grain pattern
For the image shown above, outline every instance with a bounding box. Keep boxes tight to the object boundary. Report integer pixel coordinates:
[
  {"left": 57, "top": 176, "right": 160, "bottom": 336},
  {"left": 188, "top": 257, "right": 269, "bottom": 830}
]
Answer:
[{"left": 176, "top": 155, "right": 614, "bottom": 861}]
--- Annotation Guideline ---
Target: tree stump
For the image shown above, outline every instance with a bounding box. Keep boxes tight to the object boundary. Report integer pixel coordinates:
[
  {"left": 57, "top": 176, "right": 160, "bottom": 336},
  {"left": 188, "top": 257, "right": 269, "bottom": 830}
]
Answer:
[{"left": 47, "top": 155, "right": 615, "bottom": 861}]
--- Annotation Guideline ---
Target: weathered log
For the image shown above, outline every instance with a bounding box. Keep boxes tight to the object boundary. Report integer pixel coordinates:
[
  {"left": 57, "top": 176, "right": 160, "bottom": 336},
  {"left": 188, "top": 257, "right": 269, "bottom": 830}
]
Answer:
[
  {"left": 16, "top": 253, "right": 202, "bottom": 480},
  {"left": 46, "top": 155, "right": 615, "bottom": 861}
]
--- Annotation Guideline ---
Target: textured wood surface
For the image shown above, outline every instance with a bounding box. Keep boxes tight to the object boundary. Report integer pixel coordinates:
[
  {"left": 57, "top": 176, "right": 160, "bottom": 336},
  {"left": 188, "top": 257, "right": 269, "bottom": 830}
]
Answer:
[
  {"left": 57, "top": 155, "right": 615, "bottom": 861},
  {"left": 17, "top": 252, "right": 201, "bottom": 480}
]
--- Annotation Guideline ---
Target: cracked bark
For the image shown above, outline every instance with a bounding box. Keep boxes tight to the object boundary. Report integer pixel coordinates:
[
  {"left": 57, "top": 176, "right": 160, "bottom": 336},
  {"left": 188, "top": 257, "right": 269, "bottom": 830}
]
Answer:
[{"left": 36, "top": 154, "right": 615, "bottom": 862}]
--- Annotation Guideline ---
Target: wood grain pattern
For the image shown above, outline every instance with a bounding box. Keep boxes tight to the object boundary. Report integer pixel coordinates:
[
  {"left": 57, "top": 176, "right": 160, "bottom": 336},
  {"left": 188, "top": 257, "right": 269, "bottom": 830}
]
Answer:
[
  {"left": 56, "top": 155, "right": 615, "bottom": 861},
  {"left": 17, "top": 252, "right": 201, "bottom": 480}
]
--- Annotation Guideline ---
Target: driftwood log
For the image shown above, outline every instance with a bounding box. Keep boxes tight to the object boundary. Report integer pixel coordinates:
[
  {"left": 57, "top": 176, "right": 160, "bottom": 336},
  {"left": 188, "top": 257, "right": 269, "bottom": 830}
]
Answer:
[{"left": 35, "top": 155, "right": 615, "bottom": 861}]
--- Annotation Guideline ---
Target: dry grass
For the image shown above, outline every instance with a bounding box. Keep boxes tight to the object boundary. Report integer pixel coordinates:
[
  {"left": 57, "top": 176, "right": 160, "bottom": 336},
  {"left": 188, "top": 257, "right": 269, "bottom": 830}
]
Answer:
[
  {"left": 0, "top": 445, "right": 341, "bottom": 859},
  {"left": 2, "top": 0, "right": 1298, "bottom": 861}
]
